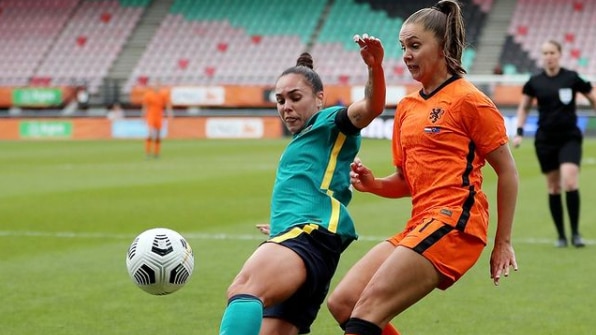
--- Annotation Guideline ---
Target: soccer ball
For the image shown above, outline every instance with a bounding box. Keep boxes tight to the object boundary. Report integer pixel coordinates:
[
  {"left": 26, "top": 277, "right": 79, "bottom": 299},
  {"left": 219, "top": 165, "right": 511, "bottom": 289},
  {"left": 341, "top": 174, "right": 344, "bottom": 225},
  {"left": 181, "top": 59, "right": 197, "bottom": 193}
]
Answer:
[{"left": 126, "top": 228, "right": 194, "bottom": 295}]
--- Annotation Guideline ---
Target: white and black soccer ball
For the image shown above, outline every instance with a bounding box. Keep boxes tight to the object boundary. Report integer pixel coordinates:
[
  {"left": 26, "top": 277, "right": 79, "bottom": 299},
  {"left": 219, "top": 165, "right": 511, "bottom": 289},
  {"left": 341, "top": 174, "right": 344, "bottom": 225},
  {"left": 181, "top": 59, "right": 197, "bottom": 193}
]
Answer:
[{"left": 126, "top": 228, "right": 194, "bottom": 295}]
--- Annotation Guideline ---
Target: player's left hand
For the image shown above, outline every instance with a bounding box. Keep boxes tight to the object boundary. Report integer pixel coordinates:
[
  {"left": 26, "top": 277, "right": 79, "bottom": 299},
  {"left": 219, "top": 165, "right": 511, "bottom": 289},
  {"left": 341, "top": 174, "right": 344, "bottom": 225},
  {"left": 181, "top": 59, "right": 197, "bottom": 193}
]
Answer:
[
  {"left": 256, "top": 224, "right": 270, "bottom": 235},
  {"left": 489, "top": 240, "right": 518, "bottom": 286},
  {"left": 354, "top": 33, "right": 384, "bottom": 68}
]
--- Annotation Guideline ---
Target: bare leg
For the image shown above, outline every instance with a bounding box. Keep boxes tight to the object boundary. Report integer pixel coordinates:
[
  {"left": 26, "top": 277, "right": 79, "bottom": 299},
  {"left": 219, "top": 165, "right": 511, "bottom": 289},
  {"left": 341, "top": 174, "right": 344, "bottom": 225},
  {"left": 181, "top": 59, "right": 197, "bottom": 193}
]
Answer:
[
  {"left": 259, "top": 318, "right": 299, "bottom": 335},
  {"left": 350, "top": 246, "right": 440, "bottom": 327},
  {"left": 328, "top": 241, "right": 395, "bottom": 324}
]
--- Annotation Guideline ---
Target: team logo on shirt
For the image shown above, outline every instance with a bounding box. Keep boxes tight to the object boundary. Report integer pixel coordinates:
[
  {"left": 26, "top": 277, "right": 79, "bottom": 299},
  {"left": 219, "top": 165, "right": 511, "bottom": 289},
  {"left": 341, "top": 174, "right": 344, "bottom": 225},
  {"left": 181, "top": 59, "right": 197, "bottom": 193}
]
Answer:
[
  {"left": 558, "top": 88, "right": 572, "bottom": 105},
  {"left": 429, "top": 108, "right": 444, "bottom": 123}
]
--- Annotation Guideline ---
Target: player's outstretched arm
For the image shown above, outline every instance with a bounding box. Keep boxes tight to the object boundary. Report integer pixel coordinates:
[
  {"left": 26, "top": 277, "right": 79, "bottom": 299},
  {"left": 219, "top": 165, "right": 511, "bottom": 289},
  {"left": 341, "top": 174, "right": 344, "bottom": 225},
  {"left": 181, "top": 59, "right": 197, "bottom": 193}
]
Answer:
[{"left": 346, "top": 33, "right": 386, "bottom": 129}]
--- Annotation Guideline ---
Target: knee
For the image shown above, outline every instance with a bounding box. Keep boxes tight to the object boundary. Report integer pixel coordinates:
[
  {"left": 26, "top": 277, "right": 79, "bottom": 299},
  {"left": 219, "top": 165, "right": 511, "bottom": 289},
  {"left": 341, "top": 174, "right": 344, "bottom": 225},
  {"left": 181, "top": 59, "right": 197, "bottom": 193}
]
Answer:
[
  {"left": 547, "top": 181, "right": 561, "bottom": 194},
  {"left": 561, "top": 176, "right": 579, "bottom": 191},
  {"left": 327, "top": 289, "right": 355, "bottom": 324},
  {"left": 562, "top": 181, "right": 575, "bottom": 192},
  {"left": 559, "top": 164, "right": 580, "bottom": 191},
  {"left": 226, "top": 274, "right": 249, "bottom": 300}
]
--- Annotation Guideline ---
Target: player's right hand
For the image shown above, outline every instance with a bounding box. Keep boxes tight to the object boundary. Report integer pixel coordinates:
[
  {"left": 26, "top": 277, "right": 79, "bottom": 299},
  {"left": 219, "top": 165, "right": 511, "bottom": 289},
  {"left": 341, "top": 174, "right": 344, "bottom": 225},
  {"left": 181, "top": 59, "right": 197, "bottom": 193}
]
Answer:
[
  {"left": 350, "top": 157, "right": 376, "bottom": 192},
  {"left": 353, "top": 33, "right": 384, "bottom": 68}
]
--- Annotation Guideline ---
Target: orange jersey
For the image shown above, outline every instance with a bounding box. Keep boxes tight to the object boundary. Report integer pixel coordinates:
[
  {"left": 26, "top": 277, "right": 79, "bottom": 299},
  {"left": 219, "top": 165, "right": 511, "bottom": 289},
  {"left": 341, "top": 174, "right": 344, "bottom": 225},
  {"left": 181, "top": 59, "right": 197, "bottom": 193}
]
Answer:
[
  {"left": 392, "top": 77, "right": 508, "bottom": 243},
  {"left": 143, "top": 89, "right": 169, "bottom": 126}
]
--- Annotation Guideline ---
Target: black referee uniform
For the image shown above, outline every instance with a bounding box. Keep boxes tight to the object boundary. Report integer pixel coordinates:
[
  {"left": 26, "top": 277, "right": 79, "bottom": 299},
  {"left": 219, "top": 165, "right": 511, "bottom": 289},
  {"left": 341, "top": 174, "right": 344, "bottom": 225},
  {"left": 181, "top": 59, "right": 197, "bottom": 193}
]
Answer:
[{"left": 522, "top": 67, "right": 592, "bottom": 247}]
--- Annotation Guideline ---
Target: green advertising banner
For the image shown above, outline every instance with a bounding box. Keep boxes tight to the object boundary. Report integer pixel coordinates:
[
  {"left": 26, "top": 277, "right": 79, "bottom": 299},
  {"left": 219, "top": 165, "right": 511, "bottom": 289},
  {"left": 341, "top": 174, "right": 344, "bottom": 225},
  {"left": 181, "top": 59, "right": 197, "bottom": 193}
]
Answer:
[
  {"left": 12, "top": 88, "right": 63, "bottom": 107},
  {"left": 19, "top": 121, "right": 73, "bottom": 138}
]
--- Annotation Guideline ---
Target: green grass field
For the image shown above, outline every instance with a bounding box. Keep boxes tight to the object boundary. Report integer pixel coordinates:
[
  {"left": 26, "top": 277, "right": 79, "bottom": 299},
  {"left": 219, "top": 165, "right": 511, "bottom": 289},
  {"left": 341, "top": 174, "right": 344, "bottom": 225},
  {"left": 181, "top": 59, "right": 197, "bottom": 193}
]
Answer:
[{"left": 1, "top": 138, "right": 595, "bottom": 334}]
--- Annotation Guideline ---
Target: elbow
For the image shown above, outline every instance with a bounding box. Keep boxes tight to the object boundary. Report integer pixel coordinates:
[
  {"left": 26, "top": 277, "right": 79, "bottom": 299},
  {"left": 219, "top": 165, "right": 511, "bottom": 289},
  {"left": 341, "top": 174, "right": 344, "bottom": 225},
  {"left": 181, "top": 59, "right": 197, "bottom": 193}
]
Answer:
[
  {"left": 373, "top": 103, "right": 385, "bottom": 117},
  {"left": 370, "top": 97, "right": 387, "bottom": 116}
]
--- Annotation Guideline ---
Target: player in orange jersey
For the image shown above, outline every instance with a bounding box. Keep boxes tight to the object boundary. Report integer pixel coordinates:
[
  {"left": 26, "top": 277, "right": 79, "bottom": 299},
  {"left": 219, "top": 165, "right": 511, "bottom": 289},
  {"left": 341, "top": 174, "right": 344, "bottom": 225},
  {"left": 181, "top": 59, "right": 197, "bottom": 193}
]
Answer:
[
  {"left": 327, "top": 2, "right": 520, "bottom": 335},
  {"left": 142, "top": 81, "right": 173, "bottom": 159}
]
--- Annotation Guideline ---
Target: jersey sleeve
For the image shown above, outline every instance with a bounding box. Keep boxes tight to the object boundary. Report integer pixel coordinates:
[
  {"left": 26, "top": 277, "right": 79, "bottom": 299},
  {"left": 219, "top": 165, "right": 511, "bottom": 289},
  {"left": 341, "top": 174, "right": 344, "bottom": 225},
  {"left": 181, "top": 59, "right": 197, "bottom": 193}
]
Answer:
[
  {"left": 573, "top": 72, "right": 593, "bottom": 94},
  {"left": 334, "top": 107, "right": 360, "bottom": 136},
  {"left": 460, "top": 93, "right": 508, "bottom": 157},
  {"left": 522, "top": 77, "right": 536, "bottom": 97}
]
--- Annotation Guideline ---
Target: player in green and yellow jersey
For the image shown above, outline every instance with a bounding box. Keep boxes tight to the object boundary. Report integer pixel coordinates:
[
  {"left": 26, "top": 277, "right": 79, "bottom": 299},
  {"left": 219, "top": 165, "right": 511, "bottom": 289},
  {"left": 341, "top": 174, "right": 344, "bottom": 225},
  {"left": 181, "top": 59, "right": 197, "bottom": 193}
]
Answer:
[{"left": 219, "top": 33, "right": 386, "bottom": 335}]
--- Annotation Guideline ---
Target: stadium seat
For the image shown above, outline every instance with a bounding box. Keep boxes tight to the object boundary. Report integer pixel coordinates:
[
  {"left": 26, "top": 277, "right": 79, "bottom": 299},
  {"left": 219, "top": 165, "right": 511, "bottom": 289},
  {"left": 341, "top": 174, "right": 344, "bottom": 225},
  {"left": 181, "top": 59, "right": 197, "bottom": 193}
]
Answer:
[{"left": 33, "top": 0, "right": 145, "bottom": 93}]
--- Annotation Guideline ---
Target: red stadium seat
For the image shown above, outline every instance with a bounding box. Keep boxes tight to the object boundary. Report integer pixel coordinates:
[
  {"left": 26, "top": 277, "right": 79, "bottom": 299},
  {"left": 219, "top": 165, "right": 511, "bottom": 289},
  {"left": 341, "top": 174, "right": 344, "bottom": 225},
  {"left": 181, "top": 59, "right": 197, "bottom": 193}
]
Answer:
[
  {"left": 251, "top": 35, "right": 262, "bottom": 45},
  {"left": 216, "top": 42, "right": 229, "bottom": 53},
  {"left": 76, "top": 35, "right": 88, "bottom": 47},
  {"left": 137, "top": 76, "right": 149, "bottom": 86},
  {"left": 564, "top": 32, "right": 575, "bottom": 43},
  {"left": 177, "top": 58, "right": 189, "bottom": 70},
  {"left": 29, "top": 76, "right": 52, "bottom": 86},
  {"left": 338, "top": 75, "right": 350, "bottom": 85},
  {"left": 100, "top": 11, "right": 112, "bottom": 23},
  {"left": 205, "top": 67, "right": 216, "bottom": 78},
  {"left": 517, "top": 25, "right": 528, "bottom": 36},
  {"left": 573, "top": 1, "right": 584, "bottom": 12}
]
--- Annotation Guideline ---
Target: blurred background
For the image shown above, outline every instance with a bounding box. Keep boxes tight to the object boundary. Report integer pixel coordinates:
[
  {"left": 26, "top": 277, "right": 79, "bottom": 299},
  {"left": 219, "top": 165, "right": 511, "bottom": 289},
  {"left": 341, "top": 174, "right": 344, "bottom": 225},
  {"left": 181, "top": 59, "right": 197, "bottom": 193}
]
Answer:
[{"left": 0, "top": 0, "right": 594, "bottom": 139}]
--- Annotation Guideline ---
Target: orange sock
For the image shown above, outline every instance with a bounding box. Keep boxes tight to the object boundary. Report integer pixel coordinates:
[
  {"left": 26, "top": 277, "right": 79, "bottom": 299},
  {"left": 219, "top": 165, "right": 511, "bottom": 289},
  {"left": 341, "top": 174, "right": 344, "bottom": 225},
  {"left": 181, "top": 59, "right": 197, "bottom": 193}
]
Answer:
[
  {"left": 382, "top": 323, "right": 400, "bottom": 335},
  {"left": 145, "top": 139, "right": 151, "bottom": 155},
  {"left": 154, "top": 141, "right": 161, "bottom": 156}
]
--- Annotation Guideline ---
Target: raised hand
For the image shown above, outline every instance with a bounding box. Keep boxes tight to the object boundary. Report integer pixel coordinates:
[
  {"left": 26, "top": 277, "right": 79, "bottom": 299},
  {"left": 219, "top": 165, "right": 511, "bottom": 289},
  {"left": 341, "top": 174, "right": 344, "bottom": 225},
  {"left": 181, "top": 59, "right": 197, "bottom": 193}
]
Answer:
[{"left": 354, "top": 33, "right": 384, "bottom": 68}]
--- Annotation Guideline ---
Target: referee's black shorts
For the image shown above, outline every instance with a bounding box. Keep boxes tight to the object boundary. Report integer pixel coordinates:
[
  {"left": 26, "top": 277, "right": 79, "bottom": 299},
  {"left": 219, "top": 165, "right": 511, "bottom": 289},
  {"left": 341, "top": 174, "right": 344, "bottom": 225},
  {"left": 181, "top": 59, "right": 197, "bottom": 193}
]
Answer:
[{"left": 534, "top": 127, "right": 583, "bottom": 173}]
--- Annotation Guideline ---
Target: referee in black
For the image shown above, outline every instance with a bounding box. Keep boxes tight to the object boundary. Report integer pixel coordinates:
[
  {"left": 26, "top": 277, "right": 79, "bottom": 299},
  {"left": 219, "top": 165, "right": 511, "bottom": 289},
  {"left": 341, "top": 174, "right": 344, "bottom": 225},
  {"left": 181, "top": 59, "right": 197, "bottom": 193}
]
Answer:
[{"left": 513, "top": 40, "right": 596, "bottom": 248}]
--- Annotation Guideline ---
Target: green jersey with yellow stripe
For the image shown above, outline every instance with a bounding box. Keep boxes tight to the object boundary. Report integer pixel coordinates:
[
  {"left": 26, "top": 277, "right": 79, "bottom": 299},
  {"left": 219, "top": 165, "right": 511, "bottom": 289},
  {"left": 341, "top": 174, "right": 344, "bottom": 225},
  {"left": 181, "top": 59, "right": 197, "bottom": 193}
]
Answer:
[{"left": 269, "top": 106, "right": 360, "bottom": 242}]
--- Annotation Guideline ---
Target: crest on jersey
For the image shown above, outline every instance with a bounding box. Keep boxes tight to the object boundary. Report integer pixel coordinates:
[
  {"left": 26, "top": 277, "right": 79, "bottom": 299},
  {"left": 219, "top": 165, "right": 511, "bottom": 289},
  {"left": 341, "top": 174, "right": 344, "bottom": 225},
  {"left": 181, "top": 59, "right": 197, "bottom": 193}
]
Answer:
[
  {"left": 429, "top": 108, "right": 444, "bottom": 123},
  {"left": 558, "top": 88, "right": 572, "bottom": 105}
]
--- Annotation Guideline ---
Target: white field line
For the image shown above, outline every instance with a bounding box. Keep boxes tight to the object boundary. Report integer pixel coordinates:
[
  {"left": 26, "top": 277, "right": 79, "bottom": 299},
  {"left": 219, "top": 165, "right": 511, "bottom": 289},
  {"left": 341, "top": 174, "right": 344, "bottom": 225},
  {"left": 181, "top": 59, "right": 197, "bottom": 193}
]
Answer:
[{"left": 0, "top": 230, "right": 593, "bottom": 245}]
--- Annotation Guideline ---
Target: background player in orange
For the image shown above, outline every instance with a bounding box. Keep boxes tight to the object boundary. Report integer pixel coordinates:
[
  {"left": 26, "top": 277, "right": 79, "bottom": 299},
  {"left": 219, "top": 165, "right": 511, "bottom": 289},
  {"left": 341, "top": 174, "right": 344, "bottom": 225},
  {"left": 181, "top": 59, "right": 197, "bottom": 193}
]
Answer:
[
  {"left": 142, "top": 81, "right": 173, "bottom": 159},
  {"left": 326, "top": 1, "right": 520, "bottom": 334}
]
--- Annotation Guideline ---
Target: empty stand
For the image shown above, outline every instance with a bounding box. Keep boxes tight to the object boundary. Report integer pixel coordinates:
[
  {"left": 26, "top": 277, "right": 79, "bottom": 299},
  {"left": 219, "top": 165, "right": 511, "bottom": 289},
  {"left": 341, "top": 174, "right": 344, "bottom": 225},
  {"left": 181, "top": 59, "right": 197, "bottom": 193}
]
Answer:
[
  {"left": 501, "top": 0, "right": 596, "bottom": 75},
  {"left": 0, "top": 0, "right": 499, "bottom": 100},
  {"left": 0, "top": 0, "right": 80, "bottom": 86},
  {"left": 125, "top": 17, "right": 307, "bottom": 91},
  {"left": 35, "top": 0, "right": 145, "bottom": 93},
  {"left": 124, "top": 0, "right": 324, "bottom": 91},
  {"left": 311, "top": 0, "right": 406, "bottom": 85},
  {"left": 0, "top": 0, "right": 148, "bottom": 92},
  {"left": 313, "top": 0, "right": 489, "bottom": 84},
  {"left": 128, "top": 0, "right": 490, "bottom": 90}
]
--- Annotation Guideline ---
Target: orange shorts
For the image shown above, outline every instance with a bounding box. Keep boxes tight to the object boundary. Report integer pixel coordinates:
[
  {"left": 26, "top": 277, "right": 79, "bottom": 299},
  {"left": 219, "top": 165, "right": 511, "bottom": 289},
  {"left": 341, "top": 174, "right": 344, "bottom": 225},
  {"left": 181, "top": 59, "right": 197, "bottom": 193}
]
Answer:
[
  {"left": 147, "top": 119, "right": 162, "bottom": 129},
  {"left": 388, "top": 217, "right": 485, "bottom": 290}
]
